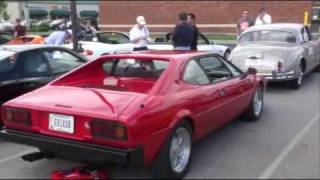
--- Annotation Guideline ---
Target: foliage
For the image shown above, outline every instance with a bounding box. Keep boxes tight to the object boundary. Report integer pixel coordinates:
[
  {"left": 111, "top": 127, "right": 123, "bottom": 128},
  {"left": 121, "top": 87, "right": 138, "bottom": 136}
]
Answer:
[
  {"left": 29, "top": 23, "right": 50, "bottom": 32},
  {"left": 0, "top": 1, "right": 8, "bottom": 20}
]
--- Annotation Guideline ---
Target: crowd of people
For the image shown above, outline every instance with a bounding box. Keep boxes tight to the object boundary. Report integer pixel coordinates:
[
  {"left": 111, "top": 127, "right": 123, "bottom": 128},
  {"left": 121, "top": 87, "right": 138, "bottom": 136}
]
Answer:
[
  {"left": 237, "top": 8, "right": 272, "bottom": 34},
  {"left": 129, "top": 11, "right": 200, "bottom": 51},
  {"left": 11, "top": 7, "right": 272, "bottom": 49}
]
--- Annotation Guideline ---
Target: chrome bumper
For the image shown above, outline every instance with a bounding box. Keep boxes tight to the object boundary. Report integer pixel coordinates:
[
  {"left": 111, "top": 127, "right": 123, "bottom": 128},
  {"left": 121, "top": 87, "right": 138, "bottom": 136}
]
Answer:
[{"left": 257, "top": 71, "right": 298, "bottom": 81}]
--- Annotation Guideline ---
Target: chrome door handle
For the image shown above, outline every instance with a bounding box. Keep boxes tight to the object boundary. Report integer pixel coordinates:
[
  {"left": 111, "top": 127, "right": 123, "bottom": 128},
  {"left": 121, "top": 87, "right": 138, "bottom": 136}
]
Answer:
[{"left": 220, "top": 89, "right": 226, "bottom": 96}]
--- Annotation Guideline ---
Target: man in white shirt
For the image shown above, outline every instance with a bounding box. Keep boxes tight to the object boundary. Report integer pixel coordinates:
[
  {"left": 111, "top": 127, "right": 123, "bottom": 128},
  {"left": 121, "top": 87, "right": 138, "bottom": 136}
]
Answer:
[
  {"left": 129, "top": 16, "right": 151, "bottom": 51},
  {"left": 255, "top": 8, "right": 272, "bottom": 25},
  {"left": 44, "top": 26, "right": 72, "bottom": 45}
]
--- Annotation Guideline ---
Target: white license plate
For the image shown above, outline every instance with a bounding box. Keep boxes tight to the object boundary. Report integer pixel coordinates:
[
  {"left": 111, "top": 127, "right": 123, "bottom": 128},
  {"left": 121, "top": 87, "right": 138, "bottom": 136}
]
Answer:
[
  {"left": 245, "top": 59, "right": 262, "bottom": 66},
  {"left": 49, "top": 113, "right": 74, "bottom": 134}
]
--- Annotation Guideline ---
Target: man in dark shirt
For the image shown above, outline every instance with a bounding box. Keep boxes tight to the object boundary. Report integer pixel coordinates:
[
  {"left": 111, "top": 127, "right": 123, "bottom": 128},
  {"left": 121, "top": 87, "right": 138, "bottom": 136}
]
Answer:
[
  {"left": 172, "top": 11, "right": 194, "bottom": 50},
  {"left": 187, "top": 13, "right": 199, "bottom": 50},
  {"left": 14, "top": 18, "right": 26, "bottom": 38}
]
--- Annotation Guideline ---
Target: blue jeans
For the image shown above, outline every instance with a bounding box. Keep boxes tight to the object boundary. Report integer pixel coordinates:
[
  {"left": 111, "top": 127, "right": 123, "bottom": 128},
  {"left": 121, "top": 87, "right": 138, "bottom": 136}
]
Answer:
[{"left": 174, "top": 46, "right": 191, "bottom": 50}]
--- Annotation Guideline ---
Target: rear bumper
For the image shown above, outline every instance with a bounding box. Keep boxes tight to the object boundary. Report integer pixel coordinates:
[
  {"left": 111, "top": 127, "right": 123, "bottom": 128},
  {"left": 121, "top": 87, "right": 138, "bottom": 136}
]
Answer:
[
  {"left": 0, "top": 129, "right": 144, "bottom": 167},
  {"left": 257, "top": 70, "right": 298, "bottom": 81}
]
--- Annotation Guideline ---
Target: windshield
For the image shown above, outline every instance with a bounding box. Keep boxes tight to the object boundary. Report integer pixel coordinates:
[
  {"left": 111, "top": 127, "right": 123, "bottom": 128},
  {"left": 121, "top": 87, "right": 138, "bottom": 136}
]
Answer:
[
  {"left": 239, "top": 30, "right": 297, "bottom": 43},
  {"left": 0, "top": 50, "right": 16, "bottom": 73}
]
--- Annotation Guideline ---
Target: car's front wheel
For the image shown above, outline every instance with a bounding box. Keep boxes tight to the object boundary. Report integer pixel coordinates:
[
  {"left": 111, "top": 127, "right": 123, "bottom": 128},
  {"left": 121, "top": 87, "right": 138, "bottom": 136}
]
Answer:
[{"left": 152, "top": 121, "right": 192, "bottom": 179}]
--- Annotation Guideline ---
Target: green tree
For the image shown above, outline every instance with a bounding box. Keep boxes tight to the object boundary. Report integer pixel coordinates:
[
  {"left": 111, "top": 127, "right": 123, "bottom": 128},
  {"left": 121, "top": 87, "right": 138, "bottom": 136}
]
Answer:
[{"left": 0, "top": 1, "right": 9, "bottom": 20}]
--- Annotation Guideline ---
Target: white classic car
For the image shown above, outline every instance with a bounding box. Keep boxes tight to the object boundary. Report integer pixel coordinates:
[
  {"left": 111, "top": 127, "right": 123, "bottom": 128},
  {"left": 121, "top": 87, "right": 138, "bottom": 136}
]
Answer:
[
  {"left": 64, "top": 32, "right": 133, "bottom": 61},
  {"left": 229, "top": 23, "right": 320, "bottom": 89},
  {"left": 65, "top": 31, "right": 231, "bottom": 60}
]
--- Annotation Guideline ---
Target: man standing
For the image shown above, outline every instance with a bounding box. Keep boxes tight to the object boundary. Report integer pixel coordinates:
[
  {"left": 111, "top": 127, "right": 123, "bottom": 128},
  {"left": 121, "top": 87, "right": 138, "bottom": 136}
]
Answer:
[
  {"left": 237, "top": 10, "right": 254, "bottom": 35},
  {"left": 255, "top": 8, "right": 272, "bottom": 25},
  {"left": 129, "top": 16, "right": 150, "bottom": 51},
  {"left": 14, "top": 18, "right": 26, "bottom": 38},
  {"left": 172, "top": 11, "right": 194, "bottom": 50},
  {"left": 187, "top": 13, "right": 199, "bottom": 50}
]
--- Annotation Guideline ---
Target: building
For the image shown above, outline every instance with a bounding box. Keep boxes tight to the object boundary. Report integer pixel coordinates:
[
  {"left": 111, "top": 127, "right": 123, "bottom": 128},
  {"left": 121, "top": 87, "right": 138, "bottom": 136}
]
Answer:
[
  {"left": 99, "top": 1, "right": 317, "bottom": 33},
  {"left": 6, "top": 1, "right": 99, "bottom": 22}
]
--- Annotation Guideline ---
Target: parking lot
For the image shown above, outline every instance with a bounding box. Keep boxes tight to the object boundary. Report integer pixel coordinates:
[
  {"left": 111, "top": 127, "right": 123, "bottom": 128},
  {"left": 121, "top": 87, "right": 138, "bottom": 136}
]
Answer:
[{"left": 0, "top": 72, "right": 318, "bottom": 179}]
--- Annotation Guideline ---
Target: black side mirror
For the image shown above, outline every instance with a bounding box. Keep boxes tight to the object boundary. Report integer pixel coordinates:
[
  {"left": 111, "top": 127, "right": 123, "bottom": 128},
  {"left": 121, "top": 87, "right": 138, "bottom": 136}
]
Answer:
[
  {"left": 248, "top": 67, "right": 257, "bottom": 75},
  {"left": 241, "top": 67, "right": 257, "bottom": 79}
]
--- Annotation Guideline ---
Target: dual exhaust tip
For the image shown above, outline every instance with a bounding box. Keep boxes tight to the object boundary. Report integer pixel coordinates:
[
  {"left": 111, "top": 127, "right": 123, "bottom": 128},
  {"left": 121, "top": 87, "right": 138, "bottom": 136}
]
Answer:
[{"left": 21, "top": 151, "right": 54, "bottom": 162}]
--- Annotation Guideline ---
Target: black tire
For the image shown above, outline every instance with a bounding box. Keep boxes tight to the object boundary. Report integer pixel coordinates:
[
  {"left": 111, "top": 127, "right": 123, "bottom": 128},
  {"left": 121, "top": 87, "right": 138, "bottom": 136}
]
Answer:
[
  {"left": 288, "top": 63, "right": 304, "bottom": 90},
  {"left": 152, "top": 121, "right": 192, "bottom": 179},
  {"left": 243, "top": 86, "right": 264, "bottom": 121}
]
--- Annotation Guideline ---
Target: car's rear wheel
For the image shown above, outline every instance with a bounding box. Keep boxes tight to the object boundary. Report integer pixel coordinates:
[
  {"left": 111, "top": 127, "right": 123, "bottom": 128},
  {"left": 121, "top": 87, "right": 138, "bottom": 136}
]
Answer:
[
  {"left": 288, "top": 63, "right": 304, "bottom": 89},
  {"left": 243, "top": 85, "right": 263, "bottom": 121},
  {"left": 152, "top": 121, "right": 192, "bottom": 179}
]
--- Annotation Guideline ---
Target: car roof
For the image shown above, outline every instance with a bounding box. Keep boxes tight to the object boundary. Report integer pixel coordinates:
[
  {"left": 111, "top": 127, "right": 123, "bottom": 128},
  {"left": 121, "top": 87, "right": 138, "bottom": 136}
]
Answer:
[
  {"left": 102, "top": 50, "right": 214, "bottom": 61},
  {"left": 244, "top": 23, "right": 304, "bottom": 33},
  {"left": 0, "top": 44, "right": 70, "bottom": 52}
]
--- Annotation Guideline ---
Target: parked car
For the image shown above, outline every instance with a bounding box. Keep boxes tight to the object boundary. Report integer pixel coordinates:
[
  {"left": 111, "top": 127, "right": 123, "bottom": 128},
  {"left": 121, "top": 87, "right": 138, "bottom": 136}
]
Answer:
[
  {"left": 0, "top": 19, "right": 14, "bottom": 33},
  {"left": 6, "top": 35, "right": 45, "bottom": 45},
  {"left": 0, "top": 44, "right": 87, "bottom": 104},
  {"left": 0, "top": 51, "right": 265, "bottom": 178},
  {"left": 0, "top": 31, "right": 14, "bottom": 45},
  {"left": 149, "top": 32, "right": 232, "bottom": 59},
  {"left": 64, "top": 31, "right": 133, "bottom": 60},
  {"left": 229, "top": 23, "right": 320, "bottom": 89}
]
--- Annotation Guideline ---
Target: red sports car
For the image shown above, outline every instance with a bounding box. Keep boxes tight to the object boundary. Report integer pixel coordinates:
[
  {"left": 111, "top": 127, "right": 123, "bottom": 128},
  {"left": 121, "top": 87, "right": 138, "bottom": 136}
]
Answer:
[{"left": 1, "top": 51, "right": 265, "bottom": 178}]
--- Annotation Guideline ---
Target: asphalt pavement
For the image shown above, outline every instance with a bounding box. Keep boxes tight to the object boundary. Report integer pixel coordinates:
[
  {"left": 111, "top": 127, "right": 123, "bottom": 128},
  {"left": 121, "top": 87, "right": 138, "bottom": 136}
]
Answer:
[{"left": 0, "top": 72, "right": 319, "bottom": 179}]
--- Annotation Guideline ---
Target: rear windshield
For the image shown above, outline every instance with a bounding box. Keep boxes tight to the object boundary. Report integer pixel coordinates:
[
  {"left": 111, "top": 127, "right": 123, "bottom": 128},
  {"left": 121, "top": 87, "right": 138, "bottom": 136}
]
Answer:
[
  {"left": 0, "top": 50, "right": 16, "bottom": 73},
  {"left": 240, "top": 30, "right": 297, "bottom": 43},
  {"left": 52, "top": 58, "right": 170, "bottom": 94},
  {"left": 103, "top": 58, "right": 169, "bottom": 79}
]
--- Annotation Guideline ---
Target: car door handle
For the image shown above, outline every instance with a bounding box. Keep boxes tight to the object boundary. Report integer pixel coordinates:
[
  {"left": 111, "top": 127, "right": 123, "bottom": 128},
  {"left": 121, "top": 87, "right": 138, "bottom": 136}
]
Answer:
[{"left": 220, "top": 89, "right": 226, "bottom": 96}]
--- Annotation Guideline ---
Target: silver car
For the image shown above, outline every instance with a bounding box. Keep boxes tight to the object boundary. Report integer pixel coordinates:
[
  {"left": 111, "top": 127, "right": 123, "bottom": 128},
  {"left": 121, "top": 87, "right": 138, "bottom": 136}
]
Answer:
[{"left": 229, "top": 23, "right": 320, "bottom": 89}]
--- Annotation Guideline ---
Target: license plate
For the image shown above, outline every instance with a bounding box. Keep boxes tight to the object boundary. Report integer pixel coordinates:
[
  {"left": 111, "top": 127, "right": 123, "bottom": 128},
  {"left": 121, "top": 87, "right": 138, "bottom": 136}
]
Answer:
[
  {"left": 49, "top": 113, "right": 74, "bottom": 134},
  {"left": 245, "top": 59, "right": 262, "bottom": 66}
]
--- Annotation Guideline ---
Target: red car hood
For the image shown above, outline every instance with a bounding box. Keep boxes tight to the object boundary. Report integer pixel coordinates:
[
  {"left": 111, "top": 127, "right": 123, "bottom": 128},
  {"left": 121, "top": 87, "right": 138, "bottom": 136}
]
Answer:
[{"left": 9, "top": 86, "right": 141, "bottom": 120}]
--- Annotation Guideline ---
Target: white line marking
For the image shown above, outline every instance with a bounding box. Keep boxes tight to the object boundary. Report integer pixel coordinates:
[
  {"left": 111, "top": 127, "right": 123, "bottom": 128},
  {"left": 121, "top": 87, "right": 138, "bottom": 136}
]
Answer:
[
  {"left": 267, "top": 100, "right": 317, "bottom": 110},
  {"left": 0, "top": 149, "right": 35, "bottom": 164},
  {"left": 258, "top": 112, "right": 320, "bottom": 179}
]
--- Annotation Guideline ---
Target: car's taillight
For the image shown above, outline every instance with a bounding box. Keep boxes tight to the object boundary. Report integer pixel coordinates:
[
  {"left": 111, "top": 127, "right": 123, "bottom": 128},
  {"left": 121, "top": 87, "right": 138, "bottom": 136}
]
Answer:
[
  {"left": 90, "top": 119, "right": 127, "bottom": 141},
  {"left": 4, "top": 108, "right": 31, "bottom": 127}
]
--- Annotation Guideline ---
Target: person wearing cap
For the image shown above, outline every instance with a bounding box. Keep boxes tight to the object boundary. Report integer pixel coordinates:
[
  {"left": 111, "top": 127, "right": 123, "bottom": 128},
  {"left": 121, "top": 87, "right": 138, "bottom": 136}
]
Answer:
[
  {"left": 44, "top": 28, "right": 72, "bottom": 45},
  {"left": 171, "top": 11, "right": 194, "bottom": 50},
  {"left": 129, "top": 16, "right": 151, "bottom": 51}
]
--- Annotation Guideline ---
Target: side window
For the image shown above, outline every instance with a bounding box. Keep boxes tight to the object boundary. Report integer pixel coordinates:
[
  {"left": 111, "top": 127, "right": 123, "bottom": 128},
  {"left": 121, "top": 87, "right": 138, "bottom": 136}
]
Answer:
[
  {"left": 198, "top": 56, "right": 233, "bottom": 83},
  {"left": 216, "top": 56, "right": 242, "bottom": 76},
  {"left": 43, "top": 50, "right": 83, "bottom": 74},
  {"left": 21, "top": 51, "right": 49, "bottom": 76},
  {"left": 183, "top": 60, "right": 210, "bottom": 85}
]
